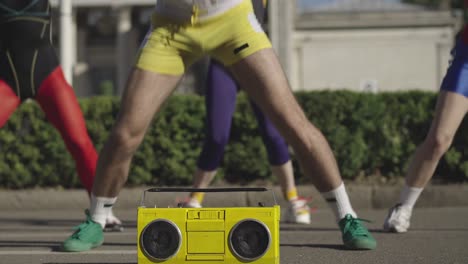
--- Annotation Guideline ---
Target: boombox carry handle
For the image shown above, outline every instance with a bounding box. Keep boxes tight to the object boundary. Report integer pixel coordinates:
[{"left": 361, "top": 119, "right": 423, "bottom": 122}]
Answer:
[{"left": 139, "top": 187, "right": 278, "bottom": 208}]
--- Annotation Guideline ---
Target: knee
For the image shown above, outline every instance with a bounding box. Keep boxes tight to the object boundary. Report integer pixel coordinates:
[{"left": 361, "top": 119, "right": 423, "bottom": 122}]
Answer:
[
  {"left": 109, "top": 125, "right": 145, "bottom": 156},
  {"left": 205, "top": 133, "right": 229, "bottom": 153},
  {"left": 424, "top": 133, "right": 453, "bottom": 159}
]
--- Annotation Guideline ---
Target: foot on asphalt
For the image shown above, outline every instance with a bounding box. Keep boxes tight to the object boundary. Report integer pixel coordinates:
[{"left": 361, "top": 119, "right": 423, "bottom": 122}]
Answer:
[
  {"left": 383, "top": 203, "right": 412, "bottom": 233},
  {"left": 104, "top": 212, "right": 124, "bottom": 232},
  {"left": 284, "top": 197, "right": 312, "bottom": 224},
  {"left": 178, "top": 198, "right": 202, "bottom": 208},
  {"left": 62, "top": 210, "right": 104, "bottom": 252},
  {"left": 339, "top": 214, "right": 377, "bottom": 250}
]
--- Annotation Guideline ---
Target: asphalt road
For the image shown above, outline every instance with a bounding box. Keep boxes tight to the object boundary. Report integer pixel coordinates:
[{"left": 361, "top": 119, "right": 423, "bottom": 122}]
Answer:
[{"left": 0, "top": 207, "right": 467, "bottom": 264}]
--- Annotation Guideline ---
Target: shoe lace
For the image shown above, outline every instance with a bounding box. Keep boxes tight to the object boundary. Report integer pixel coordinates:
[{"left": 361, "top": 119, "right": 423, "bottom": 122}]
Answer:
[
  {"left": 342, "top": 215, "right": 371, "bottom": 236},
  {"left": 291, "top": 197, "right": 317, "bottom": 213},
  {"left": 71, "top": 211, "right": 96, "bottom": 239},
  {"left": 393, "top": 204, "right": 411, "bottom": 222}
]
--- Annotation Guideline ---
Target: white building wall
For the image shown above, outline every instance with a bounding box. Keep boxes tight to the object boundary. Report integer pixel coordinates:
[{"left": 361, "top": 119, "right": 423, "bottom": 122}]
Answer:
[{"left": 292, "top": 27, "right": 455, "bottom": 92}]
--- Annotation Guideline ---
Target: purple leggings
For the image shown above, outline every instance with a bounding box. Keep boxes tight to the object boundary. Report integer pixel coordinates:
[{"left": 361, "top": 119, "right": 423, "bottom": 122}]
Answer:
[{"left": 197, "top": 61, "right": 290, "bottom": 171}]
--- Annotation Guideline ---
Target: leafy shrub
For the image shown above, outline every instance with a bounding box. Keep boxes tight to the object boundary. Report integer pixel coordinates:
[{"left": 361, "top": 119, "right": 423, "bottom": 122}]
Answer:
[{"left": 1, "top": 91, "right": 466, "bottom": 189}]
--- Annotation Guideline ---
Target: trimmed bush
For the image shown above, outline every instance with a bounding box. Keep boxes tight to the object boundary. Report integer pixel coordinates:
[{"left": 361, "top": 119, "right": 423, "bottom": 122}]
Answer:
[{"left": 0, "top": 91, "right": 467, "bottom": 189}]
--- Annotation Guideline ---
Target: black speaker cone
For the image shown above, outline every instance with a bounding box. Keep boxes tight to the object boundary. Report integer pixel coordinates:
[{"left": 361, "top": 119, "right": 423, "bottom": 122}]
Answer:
[
  {"left": 229, "top": 219, "right": 271, "bottom": 261},
  {"left": 140, "top": 219, "right": 181, "bottom": 261}
]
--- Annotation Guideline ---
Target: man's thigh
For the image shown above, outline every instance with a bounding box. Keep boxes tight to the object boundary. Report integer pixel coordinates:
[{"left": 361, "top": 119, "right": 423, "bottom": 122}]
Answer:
[
  {"left": 135, "top": 15, "right": 203, "bottom": 76},
  {"left": 229, "top": 48, "right": 308, "bottom": 138},
  {"left": 116, "top": 68, "right": 182, "bottom": 135},
  {"left": 209, "top": 0, "right": 271, "bottom": 66}
]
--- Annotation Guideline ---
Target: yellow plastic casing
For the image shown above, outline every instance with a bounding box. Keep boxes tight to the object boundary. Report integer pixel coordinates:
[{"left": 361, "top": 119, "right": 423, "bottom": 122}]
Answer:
[{"left": 137, "top": 205, "right": 280, "bottom": 264}]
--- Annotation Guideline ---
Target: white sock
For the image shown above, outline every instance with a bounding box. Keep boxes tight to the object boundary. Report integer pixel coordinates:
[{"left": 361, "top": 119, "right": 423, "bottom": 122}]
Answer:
[
  {"left": 107, "top": 208, "right": 122, "bottom": 225},
  {"left": 321, "top": 182, "right": 357, "bottom": 222},
  {"left": 90, "top": 194, "right": 117, "bottom": 229},
  {"left": 399, "top": 185, "right": 423, "bottom": 211}
]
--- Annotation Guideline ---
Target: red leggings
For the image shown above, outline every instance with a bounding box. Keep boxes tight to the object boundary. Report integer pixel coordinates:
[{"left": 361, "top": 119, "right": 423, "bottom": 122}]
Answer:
[{"left": 0, "top": 67, "right": 96, "bottom": 193}]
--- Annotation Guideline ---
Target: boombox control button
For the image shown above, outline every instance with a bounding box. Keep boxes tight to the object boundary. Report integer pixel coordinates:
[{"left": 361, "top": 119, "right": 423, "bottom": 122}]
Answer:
[
  {"left": 200, "top": 211, "right": 220, "bottom": 219},
  {"left": 187, "top": 210, "right": 225, "bottom": 220}
]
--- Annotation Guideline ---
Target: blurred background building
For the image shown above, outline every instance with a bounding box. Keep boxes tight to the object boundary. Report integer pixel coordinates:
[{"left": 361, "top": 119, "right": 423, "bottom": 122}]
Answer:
[
  {"left": 49, "top": 0, "right": 465, "bottom": 96},
  {"left": 293, "top": 0, "right": 464, "bottom": 93}
]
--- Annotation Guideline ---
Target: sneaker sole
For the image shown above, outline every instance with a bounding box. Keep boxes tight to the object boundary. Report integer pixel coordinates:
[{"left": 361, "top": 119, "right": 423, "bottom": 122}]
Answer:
[
  {"left": 104, "top": 224, "right": 124, "bottom": 232},
  {"left": 383, "top": 223, "right": 408, "bottom": 233},
  {"left": 283, "top": 211, "right": 311, "bottom": 224},
  {"left": 385, "top": 226, "right": 407, "bottom": 233},
  {"left": 284, "top": 219, "right": 311, "bottom": 224},
  {"left": 295, "top": 214, "right": 311, "bottom": 224},
  {"left": 344, "top": 239, "right": 377, "bottom": 250},
  {"left": 62, "top": 239, "right": 104, "bottom": 252}
]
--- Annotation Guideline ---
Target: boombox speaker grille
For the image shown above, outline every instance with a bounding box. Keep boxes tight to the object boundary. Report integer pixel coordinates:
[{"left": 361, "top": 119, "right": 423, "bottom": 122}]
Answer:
[
  {"left": 229, "top": 219, "right": 271, "bottom": 261},
  {"left": 140, "top": 219, "right": 182, "bottom": 261}
]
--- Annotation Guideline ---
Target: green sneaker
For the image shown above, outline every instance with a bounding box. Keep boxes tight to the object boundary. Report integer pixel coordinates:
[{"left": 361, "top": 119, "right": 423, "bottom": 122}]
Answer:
[
  {"left": 62, "top": 210, "right": 104, "bottom": 252},
  {"left": 338, "top": 214, "right": 376, "bottom": 250}
]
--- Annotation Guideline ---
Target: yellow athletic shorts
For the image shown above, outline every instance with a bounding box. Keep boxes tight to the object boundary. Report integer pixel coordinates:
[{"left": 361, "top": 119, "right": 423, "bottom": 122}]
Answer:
[{"left": 135, "top": 0, "right": 272, "bottom": 75}]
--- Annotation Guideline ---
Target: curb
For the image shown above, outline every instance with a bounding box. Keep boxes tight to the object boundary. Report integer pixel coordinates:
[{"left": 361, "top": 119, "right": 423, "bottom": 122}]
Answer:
[{"left": 0, "top": 184, "right": 467, "bottom": 210}]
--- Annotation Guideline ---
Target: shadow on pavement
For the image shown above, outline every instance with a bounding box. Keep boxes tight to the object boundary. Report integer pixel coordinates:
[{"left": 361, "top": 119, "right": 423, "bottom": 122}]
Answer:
[
  {"left": 0, "top": 241, "right": 59, "bottom": 247},
  {"left": 280, "top": 226, "right": 338, "bottom": 232},
  {"left": 0, "top": 240, "right": 62, "bottom": 251},
  {"left": 103, "top": 242, "right": 136, "bottom": 246},
  {"left": 370, "top": 228, "right": 468, "bottom": 233},
  {"left": 281, "top": 243, "right": 346, "bottom": 250},
  {"left": 0, "top": 218, "right": 137, "bottom": 229},
  {"left": 0, "top": 218, "right": 82, "bottom": 226},
  {"left": 0, "top": 240, "right": 137, "bottom": 251}
]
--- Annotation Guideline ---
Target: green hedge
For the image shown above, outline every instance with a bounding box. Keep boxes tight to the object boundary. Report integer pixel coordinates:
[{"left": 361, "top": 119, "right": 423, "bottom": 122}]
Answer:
[{"left": 1, "top": 91, "right": 467, "bottom": 189}]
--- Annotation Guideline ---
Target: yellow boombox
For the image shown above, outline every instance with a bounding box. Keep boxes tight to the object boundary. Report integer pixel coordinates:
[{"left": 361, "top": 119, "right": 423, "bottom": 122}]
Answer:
[{"left": 137, "top": 187, "right": 280, "bottom": 263}]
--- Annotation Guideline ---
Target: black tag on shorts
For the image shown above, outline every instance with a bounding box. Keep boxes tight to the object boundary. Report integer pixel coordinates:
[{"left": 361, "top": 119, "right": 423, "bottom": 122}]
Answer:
[{"left": 233, "top": 43, "right": 250, "bottom": 54}]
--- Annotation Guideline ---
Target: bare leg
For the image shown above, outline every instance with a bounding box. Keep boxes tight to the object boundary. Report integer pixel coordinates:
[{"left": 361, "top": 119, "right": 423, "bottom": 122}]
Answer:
[
  {"left": 271, "top": 160, "right": 296, "bottom": 197},
  {"left": 272, "top": 160, "right": 313, "bottom": 224},
  {"left": 406, "top": 91, "right": 468, "bottom": 187},
  {"left": 384, "top": 91, "right": 468, "bottom": 233},
  {"left": 192, "top": 169, "right": 217, "bottom": 188},
  {"left": 229, "top": 50, "right": 377, "bottom": 250},
  {"left": 62, "top": 68, "right": 183, "bottom": 251},
  {"left": 92, "top": 68, "right": 182, "bottom": 197},
  {"left": 185, "top": 169, "right": 217, "bottom": 206},
  {"left": 190, "top": 161, "right": 297, "bottom": 200},
  {"left": 230, "top": 49, "right": 342, "bottom": 192}
]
